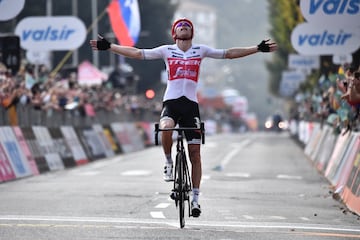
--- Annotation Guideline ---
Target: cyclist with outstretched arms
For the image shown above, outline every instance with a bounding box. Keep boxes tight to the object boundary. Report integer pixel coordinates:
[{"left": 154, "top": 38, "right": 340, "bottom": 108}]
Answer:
[{"left": 90, "top": 18, "right": 277, "bottom": 217}]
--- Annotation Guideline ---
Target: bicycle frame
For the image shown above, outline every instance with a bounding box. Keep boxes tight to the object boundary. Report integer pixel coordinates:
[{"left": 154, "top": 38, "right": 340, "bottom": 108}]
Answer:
[{"left": 154, "top": 122, "right": 205, "bottom": 228}]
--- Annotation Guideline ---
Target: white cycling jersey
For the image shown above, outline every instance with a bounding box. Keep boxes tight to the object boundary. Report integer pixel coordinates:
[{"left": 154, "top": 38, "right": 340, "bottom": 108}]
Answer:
[{"left": 142, "top": 44, "right": 226, "bottom": 102}]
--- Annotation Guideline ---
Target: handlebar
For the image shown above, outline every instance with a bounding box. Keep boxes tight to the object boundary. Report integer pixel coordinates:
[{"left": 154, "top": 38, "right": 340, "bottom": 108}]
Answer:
[{"left": 154, "top": 122, "right": 205, "bottom": 145}]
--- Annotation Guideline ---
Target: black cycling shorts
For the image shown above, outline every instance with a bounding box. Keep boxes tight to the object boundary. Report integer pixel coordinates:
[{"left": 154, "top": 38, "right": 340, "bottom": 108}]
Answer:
[{"left": 160, "top": 96, "right": 201, "bottom": 144}]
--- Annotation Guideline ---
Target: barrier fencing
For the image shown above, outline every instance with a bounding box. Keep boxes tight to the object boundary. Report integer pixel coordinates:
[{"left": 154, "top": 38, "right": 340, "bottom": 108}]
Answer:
[
  {"left": 292, "top": 120, "right": 360, "bottom": 215},
  {"left": 0, "top": 121, "right": 153, "bottom": 182},
  {"left": 2, "top": 117, "right": 358, "bottom": 216}
]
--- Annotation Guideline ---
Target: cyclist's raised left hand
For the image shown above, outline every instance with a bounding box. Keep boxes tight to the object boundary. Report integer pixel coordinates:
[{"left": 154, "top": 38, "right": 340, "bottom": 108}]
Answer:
[{"left": 257, "top": 39, "right": 277, "bottom": 52}]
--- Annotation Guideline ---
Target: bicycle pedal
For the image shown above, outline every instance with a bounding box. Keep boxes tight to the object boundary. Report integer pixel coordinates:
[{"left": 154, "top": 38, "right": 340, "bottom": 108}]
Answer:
[{"left": 170, "top": 191, "right": 177, "bottom": 200}]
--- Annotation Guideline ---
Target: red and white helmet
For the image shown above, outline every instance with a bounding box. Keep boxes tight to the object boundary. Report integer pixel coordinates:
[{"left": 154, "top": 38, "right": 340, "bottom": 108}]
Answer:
[{"left": 171, "top": 18, "right": 194, "bottom": 42}]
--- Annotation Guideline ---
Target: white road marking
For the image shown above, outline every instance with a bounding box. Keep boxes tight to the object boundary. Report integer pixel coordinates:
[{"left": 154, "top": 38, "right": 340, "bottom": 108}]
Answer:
[
  {"left": 121, "top": 170, "right": 152, "bottom": 176},
  {"left": 155, "top": 203, "right": 171, "bottom": 209},
  {"left": 150, "top": 212, "right": 165, "bottom": 219},
  {"left": 225, "top": 172, "right": 251, "bottom": 178},
  {"left": 0, "top": 215, "right": 359, "bottom": 233},
  {"left": 300, "top": 217, "right": 311, "bottom": 221},
  {"left": 242, "top": 215, "right": 255, "bottom": 220},
  {"left": 276, "top": 174, "right": 303, "bottom": 180},
  {"left": 77, "top": 171, "right": 100, "bottom": 176},
  {"left": 217, "top": 139, "right": 251, "bottom": 170},
  {"left": 269, "top": 216, "right": 287, "bottom": 220},
  {"left": 202, "top": 175, "right": 211, "bottom": 180}
]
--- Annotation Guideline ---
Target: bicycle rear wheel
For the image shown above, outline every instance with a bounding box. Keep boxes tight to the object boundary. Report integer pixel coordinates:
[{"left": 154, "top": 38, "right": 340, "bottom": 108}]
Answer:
[{"left": 177, "top": 151, "right": 185, "bottom": 228}]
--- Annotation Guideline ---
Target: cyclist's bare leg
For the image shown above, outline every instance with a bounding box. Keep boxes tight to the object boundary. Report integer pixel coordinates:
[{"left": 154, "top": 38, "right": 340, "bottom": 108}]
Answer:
[
  {"left": 160, "top": 117, "right": 175, "bottom": 157},
  {"left": 188, "top": 144, "right": 201, "bottom": 189}
]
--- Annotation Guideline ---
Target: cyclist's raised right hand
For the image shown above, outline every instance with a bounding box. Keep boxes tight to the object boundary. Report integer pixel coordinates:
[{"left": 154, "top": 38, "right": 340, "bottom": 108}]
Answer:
[{"left": 90, "top": 34, "right": 111, "bottom": 51}]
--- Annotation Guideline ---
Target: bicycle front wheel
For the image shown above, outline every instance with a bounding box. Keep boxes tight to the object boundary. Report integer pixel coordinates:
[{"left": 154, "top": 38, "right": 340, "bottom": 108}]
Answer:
[{"left": 177, "top": 151, "right": 185, "bottom": 228}]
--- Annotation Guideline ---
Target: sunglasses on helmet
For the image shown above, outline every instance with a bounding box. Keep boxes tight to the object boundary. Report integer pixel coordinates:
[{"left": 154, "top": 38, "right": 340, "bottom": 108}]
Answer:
[{"left": 175, "top": 21, "right": 192, "bottom": 29}]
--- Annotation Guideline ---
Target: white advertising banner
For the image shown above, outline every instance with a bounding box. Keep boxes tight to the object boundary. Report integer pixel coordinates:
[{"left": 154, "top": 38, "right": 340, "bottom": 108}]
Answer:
[
  {"left": 291, "top": 22, "right": 360, "bottom": 55},
  {"left": 60, "top": 126, "right": 88, "bottom": 165},
  {"left": 0, "top": 0, "right": 25, "bottom": 21},
  {"left": 32, "top": 126, "right": 64, "bottom": 171},
  {"left": 279, "top": 71, "right": 306, "bottom": 97},
  {"left": 288, "top": 54, "right": 320, "bottom": 70},
  {"left": 110, "top": 122, "right": 145, "bottom": 153},
  {"left": 80, "top": 127, "right": 107, "bottom": 159},
  {"left": 15, "top": 16, "right": 86, "bottom": 51},
  {"left": 300, "top": 0, "right": 360, "bottom": 25},
  {"left": 26, "top": 51, "right": 51, "bottom": 67},
  {"left": 92, "top": 124, "right": 115, "bottom": 158},
  {"left": 332, "top": 54, "right": 353, "bottom": 64}
]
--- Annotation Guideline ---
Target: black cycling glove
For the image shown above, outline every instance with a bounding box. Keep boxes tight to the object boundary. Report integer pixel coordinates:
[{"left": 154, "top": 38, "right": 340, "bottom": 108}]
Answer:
[
  {"left": 97, "top": 35, "right": 111, "bottom": 50},
  {"left": 257, "top": 39, "right": 271, "bottom": 52}
]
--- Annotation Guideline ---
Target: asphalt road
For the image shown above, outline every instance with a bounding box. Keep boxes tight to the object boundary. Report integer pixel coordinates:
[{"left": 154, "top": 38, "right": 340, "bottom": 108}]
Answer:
[{"left": 0, "top": 131, "right": 359, "bottom": 240}]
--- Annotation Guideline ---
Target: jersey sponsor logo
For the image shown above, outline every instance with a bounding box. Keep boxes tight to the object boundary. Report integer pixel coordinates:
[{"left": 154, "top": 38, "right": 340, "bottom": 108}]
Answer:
[
  {"left": 171, "top": 51, "right": 183, "bottom": 57},
  {"left": 188, "top": 54, "right": 201, "bottom": 58},
  {"left": 168, "top": 58, "right": 202, "bottom": 82}
]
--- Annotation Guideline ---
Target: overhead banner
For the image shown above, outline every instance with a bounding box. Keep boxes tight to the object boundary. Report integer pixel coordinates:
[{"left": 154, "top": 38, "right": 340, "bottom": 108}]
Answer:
[{"left": 15, "top": 16, "right": 86, "bottom": 51}]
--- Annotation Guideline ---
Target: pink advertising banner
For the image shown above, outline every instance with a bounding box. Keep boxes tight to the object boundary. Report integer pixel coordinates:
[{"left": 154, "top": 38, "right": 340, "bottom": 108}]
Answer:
[
  {"left": 12, "top": 126, "right": 39, "bottom": 175},
  {"left": 0, "top": 143, "right": 16, "bottom": 182}
]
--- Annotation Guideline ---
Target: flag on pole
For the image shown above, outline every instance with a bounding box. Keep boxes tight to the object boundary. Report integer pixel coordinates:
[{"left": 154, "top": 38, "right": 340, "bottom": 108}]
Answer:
[{"left": 107, "top": 0, "right": 141, "bottom": 47}]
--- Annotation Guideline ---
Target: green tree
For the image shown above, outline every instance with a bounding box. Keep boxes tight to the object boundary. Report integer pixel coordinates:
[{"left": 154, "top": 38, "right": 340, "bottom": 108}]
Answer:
[
  {"left": 266, "top": 0, "right": 304, "bottom": 96},
  {"left": 266, "top": 0, "right": 360, "bottom": 97}
]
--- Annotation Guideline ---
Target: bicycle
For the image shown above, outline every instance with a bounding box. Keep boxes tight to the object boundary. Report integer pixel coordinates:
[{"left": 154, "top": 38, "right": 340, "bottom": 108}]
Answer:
[{"left": 154, "top": 122, "right": 205, "bottom": 228}]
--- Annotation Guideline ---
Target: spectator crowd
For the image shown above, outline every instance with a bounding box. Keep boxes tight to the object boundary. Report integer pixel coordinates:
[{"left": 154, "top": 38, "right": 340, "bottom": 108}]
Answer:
[
  {"left": 3, "top": 58, "right": 358, "bottom": 135},
  {"left": 0, "top": 61, "right": 162, "bottom": 127},
  {"left": 291, "top": 63, "right": 360, "bottom": 136}
]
